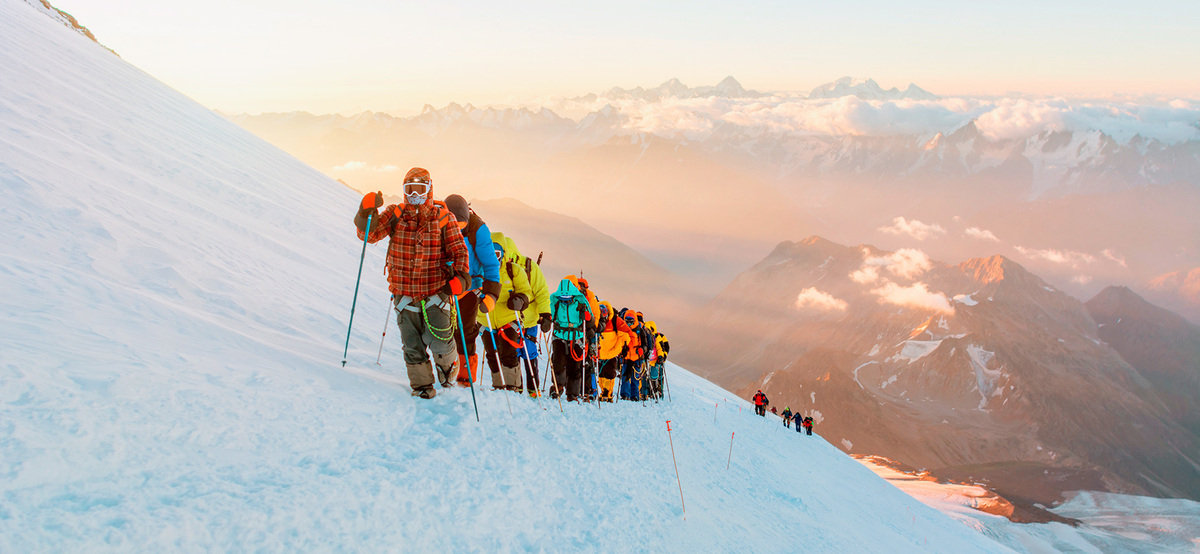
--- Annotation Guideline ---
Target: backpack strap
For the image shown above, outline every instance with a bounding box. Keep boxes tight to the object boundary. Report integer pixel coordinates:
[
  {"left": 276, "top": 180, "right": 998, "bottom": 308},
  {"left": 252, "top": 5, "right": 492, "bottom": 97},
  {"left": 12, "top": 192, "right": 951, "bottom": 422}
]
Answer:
[
  {"left": 434, "top": 206, "right": 453, "bottom": 229},
  {"left": 506, "top": 261, "right": 515, "bottom": 281}
]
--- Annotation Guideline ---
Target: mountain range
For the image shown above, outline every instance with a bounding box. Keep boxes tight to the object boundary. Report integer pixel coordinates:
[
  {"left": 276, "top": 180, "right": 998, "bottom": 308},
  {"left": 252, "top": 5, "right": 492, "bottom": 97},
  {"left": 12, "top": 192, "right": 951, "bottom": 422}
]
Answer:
[
  {"left": 672, "top": 236, "right": 1200, "bottom": 501},
  {"left": 230, "top": 80, "right": 1200, "bottom": 314}
]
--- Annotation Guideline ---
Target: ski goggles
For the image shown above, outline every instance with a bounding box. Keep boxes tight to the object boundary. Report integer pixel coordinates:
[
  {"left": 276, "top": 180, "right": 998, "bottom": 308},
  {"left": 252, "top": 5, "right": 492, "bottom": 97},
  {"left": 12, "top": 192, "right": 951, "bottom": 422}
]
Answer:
[{"left": 403, "top": 183, "right": 428, "bottom": 205}]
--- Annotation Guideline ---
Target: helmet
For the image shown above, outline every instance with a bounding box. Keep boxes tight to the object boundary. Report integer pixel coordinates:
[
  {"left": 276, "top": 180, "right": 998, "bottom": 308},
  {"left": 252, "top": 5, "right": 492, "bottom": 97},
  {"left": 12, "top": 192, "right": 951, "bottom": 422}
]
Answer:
[{"left": 403, "top": 167, "right": 432, "bottom": 205}]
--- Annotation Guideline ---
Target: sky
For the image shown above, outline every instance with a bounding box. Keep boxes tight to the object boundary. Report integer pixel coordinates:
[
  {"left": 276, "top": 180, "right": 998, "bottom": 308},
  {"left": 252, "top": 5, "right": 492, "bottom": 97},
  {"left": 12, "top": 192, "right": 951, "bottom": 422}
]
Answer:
[{"left": 49, "top": 0, "right": 1200, "bottom": 115}]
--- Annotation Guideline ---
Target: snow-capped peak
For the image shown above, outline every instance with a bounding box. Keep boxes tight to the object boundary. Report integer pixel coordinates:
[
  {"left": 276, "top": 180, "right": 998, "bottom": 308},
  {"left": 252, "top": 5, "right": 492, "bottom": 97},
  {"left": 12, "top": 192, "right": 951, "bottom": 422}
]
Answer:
[{"left": 808, "top": 76, "right": 938, "bottom": 101}]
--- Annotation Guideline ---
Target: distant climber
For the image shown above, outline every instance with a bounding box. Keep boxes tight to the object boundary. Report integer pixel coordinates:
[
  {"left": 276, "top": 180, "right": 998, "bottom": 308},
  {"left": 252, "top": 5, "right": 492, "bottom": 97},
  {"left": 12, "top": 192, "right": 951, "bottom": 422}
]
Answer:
[
  {"left": 753, "top": 390, "right": 768, "bottom": 416},
  {"left": 803, "top": 416, "right": 814, "bottom": 436},
  {"left": 782, "top": 407, "right": 792, "bottom": 427}
]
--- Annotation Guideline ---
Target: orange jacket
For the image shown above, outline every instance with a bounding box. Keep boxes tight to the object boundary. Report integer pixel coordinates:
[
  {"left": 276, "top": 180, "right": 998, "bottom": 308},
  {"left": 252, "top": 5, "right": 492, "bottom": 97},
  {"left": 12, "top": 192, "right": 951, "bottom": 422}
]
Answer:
[{"left": 597, "top": 301, "right": 635, "bottom": 360}]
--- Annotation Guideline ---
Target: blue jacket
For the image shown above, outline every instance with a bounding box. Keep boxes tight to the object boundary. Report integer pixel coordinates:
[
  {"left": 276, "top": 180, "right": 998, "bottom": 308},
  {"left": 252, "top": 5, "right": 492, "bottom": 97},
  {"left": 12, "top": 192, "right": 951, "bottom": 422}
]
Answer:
[{"left": 464, "top": 215, "right": 501, "bottom": 291}]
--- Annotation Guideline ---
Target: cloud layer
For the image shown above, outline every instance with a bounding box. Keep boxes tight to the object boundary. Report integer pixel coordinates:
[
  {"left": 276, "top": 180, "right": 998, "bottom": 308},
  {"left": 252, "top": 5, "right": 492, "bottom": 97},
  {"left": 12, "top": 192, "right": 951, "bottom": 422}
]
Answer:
[{"left": 549, "top": 92, "right": 1200, "bottom": 144}]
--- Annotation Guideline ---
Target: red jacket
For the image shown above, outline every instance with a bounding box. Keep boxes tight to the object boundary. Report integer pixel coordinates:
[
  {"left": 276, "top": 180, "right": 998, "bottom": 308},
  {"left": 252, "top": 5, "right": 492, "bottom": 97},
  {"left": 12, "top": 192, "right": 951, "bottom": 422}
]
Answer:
[
  {"left": 358, "top": 203, "right": 469, "bottom": 300},
  {"left": 753, "top": 392, "right": 767, "bottom": 406}
]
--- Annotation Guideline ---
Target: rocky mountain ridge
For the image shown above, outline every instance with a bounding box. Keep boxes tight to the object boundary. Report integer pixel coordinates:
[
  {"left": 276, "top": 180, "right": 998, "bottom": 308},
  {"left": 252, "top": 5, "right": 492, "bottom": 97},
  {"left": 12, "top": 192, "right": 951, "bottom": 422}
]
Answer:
[{"left": 675, "top": 236, "right": 1200, "bottom": 500}]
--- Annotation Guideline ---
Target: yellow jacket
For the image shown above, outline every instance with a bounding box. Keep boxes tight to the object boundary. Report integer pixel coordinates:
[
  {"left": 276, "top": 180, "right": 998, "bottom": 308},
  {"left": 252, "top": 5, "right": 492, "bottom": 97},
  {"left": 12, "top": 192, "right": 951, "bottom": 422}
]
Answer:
[
  {"left": 477, "top": 233, "right": 533, "bottom": 330},
  {"left": 493, "top": 233, "right": 550, "bottom": 328}
]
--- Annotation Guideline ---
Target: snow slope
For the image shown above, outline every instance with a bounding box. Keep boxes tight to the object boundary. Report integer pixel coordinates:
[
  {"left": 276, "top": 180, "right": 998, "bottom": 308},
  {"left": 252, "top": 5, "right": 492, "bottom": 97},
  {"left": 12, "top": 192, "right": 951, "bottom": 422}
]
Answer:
[{"left": 0, "top": 0, "right": 1007, "bottom": 550}]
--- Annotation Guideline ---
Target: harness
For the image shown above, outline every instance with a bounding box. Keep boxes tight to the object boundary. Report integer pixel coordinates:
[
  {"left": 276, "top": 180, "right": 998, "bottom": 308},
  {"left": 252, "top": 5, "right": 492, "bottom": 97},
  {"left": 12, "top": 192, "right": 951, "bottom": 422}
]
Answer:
[{"left": 395, "top": 293, "right": 456, "bottom": 342}]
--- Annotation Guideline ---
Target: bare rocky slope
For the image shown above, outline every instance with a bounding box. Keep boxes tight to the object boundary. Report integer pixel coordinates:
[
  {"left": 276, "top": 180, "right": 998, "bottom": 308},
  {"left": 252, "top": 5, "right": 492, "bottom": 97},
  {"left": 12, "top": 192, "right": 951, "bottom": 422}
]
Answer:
[
  {"left": 675, "top": 236, "right": 1200, "bottom": 500},
  {"left": 1086, "top": 286, "right": 1200, "bottom": 435}
]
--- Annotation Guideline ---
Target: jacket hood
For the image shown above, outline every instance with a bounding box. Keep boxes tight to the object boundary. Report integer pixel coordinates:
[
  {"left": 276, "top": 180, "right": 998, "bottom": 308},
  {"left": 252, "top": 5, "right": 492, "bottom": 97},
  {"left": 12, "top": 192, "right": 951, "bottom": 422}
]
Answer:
[
  {"left": 491, "top": 232, "right": 521, "bottom": 263},
  {"left": 554, "top": 278, "right": 582, "bottom": 297}
]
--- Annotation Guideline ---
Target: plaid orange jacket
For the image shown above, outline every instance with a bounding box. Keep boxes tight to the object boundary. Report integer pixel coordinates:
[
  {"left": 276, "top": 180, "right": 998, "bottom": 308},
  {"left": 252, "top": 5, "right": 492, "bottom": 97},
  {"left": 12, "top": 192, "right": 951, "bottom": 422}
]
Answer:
[{"left": 358, "top": 203, "right": 469, "bottom": 300}]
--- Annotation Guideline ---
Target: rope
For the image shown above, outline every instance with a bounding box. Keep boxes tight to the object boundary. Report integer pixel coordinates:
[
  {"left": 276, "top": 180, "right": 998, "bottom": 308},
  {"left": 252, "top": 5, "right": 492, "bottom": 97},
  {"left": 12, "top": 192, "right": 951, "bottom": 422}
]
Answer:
[
  {"left": 421, "top": 299, "right": 455, "bottom": 342},
  {"left": 569, "top": 338, "right": 586, "bottom": 362}
]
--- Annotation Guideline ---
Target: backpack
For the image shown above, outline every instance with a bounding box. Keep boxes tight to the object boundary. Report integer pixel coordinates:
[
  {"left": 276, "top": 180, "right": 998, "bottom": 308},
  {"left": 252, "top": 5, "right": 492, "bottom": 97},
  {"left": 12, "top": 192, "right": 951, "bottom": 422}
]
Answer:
[
  {"left": 554, "top": 294, "right": 586, "bottom": 330},
  {"left": 552, "top": 279, "right": 587, "bottom": 338}
]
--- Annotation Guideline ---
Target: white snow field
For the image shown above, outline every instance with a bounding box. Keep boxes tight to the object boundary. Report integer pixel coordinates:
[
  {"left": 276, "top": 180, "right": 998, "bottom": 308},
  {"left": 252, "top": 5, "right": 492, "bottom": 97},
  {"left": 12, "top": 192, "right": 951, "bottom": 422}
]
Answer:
[{"left": 0, "top": 1, "right": 1001, "bottom": 551}]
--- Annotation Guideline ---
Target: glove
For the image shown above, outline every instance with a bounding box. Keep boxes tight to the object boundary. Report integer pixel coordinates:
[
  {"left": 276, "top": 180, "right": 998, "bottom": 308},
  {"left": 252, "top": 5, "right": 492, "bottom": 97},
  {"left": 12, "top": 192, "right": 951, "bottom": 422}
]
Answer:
[
  {"left": 354, "top": 191, "right": 384, "bottom": 232},
  {"left": 507, "top": 292, "right": 529, "bottom": 312},
  {"left": 479, "top": 293, "right": 497, "bottom": 314},
  {"left": 442, "top": 275, "right": 467, "bottom": 296},
  {"left": 538, "top": 313, "right": 552, "bottom": 333},
  {"left": 361, "top": 191, "right": 383, "bottom": 212}
]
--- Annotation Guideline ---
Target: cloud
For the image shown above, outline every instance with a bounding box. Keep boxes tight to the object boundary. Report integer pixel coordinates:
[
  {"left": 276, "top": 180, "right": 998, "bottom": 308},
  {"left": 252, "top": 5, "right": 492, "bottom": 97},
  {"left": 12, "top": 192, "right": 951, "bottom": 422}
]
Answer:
[
  {"left": 879, "top": 217, "right": 946, "bottom": 241},
  {"left": 965, "top": 227, "right": 1000, "bottom": 242},
  {"left": 1014, "top": 246, "right": 1096, "bottom": 268},
  {"left": 549, "top": 92, "right": 1200, "bottom": 144},
  {"left": 850, "top": 266, "right": 880, "bottom": 284},
  {"left": 334, "top": 161, "right": 404, "bottom": 173},
  {"left": 333, "top": 161, "right": 367, "bottom": 171},
  {"left": 1072, "top": 275, "right": 1094, "bottom": 285},
  {"left": 1101, "top": 249, "right": 1128, "bottom": 268},
  {"left": 862, "top": 248, "right": 933, "bottom": 280},
  {"left": 871, "top": 282, "right": 954, "bottom": 315},
  {"left": 794, "top": 287, "right": 849, "bottom": 313}
]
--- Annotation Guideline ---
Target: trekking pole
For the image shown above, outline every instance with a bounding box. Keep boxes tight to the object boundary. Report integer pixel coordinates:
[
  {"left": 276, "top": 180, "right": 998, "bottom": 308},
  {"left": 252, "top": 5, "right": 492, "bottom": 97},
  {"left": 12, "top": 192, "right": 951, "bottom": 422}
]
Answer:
[
  {"left": 516, "top": 310, "right": 545, "bottom": 411},
  {"left": 483, "top": 311, "right": 513, "bottom": 415},
  {"left": 375, "top": 295, "right": 393, "bottom": 366},
  {"left": 450, "top": 292, "right": 480, "bottom": 422},
  {"left": 641, "top": 361, "right": 648, "bottom": 406},
  {"left": 666, "top": 420, "right": 686, "bottom": 518},
  {"left": 539, "top": 331, "right": 552, "bottom": 395},
  {"left": 341, "top": 213, "right": 372, "bottom": 367},
  {"left": 665, "top": 368, "right": 671, "bottom": 402},
  {"left": 727, "top": 431, "right": 735, "bottom": 470},
  {"left": 543, "top": 333, "right": 565, "bottom": 413}
]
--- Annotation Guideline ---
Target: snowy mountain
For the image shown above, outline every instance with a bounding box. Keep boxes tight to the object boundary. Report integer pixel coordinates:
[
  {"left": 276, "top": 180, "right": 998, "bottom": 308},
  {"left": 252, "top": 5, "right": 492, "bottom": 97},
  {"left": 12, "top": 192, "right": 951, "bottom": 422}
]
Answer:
[
  {"left": 672, "top": 237, "right": 1200, "bottom": 502},
  {"left": 807, "top": 76, "right": 938, "bottom": 100},
  {"left": 0, "top": 1, "right": 1021, "bottom": 550},
  {"left": 573, "top": 76, "right": 765, "bottom": 103}
]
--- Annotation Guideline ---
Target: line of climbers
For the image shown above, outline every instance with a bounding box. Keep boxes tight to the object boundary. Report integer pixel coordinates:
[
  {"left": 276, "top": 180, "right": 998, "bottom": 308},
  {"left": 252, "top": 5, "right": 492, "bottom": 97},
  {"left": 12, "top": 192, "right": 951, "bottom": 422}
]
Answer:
[
  {"left": 353, "top": 167, "right": 670, "bottom": 401},
  {"left": 754, "top": 390, "right": 815, "bottom": 436}
]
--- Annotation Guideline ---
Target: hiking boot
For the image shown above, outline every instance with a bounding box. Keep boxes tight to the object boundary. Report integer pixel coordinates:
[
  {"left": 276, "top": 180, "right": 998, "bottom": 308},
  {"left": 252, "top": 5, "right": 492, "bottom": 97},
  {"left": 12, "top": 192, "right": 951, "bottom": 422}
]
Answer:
[{"left": 412, "top": 387, "right": 436, "bottom": 399}]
